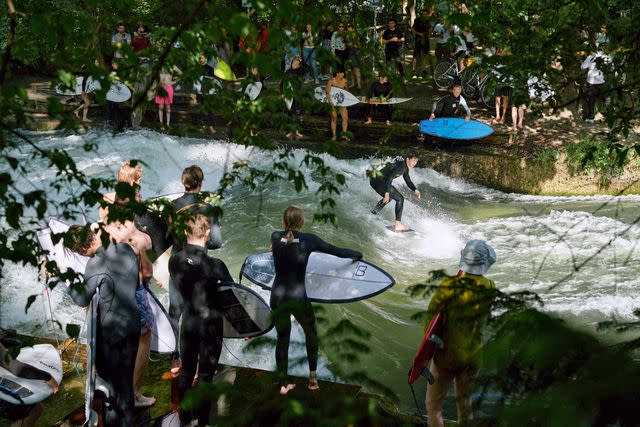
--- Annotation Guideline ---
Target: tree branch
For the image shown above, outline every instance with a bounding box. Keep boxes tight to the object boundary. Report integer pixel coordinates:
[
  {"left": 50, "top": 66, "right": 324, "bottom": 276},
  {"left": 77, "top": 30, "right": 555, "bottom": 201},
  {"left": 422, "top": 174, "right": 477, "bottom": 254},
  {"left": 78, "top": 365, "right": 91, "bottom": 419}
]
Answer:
[{"left": 0, "top": 0, "right": 17, "bottom": 85}]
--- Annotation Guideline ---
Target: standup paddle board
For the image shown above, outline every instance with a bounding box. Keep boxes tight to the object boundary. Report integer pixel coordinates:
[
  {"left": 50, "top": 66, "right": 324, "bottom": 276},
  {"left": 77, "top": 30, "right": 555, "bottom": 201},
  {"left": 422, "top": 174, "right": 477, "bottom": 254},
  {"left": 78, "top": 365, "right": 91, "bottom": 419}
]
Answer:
[
  {"left": 0, "top": 344, "right": 63, "bottom": 405},
  {"left": 240, "top": 252, "right": 396, "bottom": 303},
  {"left": 314, "top": 86, "right": 360, "bottom": 107},
  {"left": 408, "top": 309, "right": 445, "bottom": 385},
  {"left": 419, "top": 118, "right": 493, "bottom": 140},
  {"left": 38, "top": 219, "right": 177, "bottom": 354},
  {"left": 358, "top": 96, "right": 412, "bottom": 105}
]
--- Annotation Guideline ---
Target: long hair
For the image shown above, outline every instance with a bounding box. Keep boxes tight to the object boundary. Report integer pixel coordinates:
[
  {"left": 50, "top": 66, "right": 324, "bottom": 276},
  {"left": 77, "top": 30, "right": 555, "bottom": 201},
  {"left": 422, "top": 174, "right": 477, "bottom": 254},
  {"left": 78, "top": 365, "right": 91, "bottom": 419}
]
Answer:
[{"left": 283, "top": 206, "right": 304, "bottom": 245}]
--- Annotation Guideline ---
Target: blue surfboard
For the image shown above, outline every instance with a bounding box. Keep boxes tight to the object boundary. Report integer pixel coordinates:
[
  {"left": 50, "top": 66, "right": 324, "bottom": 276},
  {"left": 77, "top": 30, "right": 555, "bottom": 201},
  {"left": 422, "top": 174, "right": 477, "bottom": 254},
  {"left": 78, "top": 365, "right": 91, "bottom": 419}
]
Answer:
[{"left": 419, "top": 118, "right": 493, "bottom": 140}]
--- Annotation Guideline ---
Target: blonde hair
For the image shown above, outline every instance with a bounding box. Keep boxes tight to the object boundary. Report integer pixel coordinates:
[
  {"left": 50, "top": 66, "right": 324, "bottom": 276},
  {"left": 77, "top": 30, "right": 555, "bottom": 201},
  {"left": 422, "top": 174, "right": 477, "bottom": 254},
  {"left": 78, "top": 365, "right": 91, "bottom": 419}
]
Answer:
[
  {"left": 187, "top": 214, "right": 211, "bottom": 240},
  {"left": 283, "top": 206, "right": 304, "bottom": 245},
  {"left": 118, "top": 161, "right": 143, "bottom": 185}
]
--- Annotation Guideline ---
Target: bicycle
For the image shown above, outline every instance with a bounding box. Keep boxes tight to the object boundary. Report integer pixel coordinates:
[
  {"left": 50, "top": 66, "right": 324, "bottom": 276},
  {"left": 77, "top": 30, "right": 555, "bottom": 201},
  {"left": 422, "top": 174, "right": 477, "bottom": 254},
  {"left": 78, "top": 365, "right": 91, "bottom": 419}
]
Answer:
[{"left": 433, "top": 59, "right": 464, "bottom": 88}]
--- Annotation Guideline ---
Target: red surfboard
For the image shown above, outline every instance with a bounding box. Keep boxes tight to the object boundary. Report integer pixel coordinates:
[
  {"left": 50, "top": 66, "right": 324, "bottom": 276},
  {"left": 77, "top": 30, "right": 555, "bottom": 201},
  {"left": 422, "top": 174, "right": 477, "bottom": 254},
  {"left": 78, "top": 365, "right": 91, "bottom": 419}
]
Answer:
[{"left": 408, "top": 309, "right": 445, "bottom": 385}]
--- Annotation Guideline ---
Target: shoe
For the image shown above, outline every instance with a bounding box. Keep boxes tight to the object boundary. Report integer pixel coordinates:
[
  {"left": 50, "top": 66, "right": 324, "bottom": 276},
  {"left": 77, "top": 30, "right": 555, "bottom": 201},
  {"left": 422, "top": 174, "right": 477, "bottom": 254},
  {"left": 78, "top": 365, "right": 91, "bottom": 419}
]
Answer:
[
  {"left": 135, "top": 394, "right": 156, "bottom": 408},
  {"left": 314, "top": 79, "right": 319, "bottom": 84},
  {"left": 412, "top": 74, "right": 418, "bottom": 79},
  {"left": 584, "top": 118, "right": 594, "bottom": 123}
]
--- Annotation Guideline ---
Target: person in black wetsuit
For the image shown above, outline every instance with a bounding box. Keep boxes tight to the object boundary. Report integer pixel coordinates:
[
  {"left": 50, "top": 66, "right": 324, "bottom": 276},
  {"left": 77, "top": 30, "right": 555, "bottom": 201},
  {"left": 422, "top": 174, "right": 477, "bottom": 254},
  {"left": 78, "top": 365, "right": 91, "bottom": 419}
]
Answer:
[
  {"left": 364, "top": 73, "right": 393, "bottom": 125},
  {"left": 281, "top": 56, "right": 306, "bottom": 140},
  {"left": 271, "top": 206, "right": 362, "bottom": 395},
  {"left": 429, "top": 84, "right": 471, "bottom": 121},
  {"left": 66, "top": 225, "right": 140, "bottom": 427},
  {"left": 0, "top": 340, "right": 59, "bottom": 427},
  {"left": 169, "top": 165, "right": 223, "bottom": 369},
  {"left": 169, "top": 214, "right": 232, "bottom": 426},
  {"left": 370, "top": 154, "right": 421, "bottom": 232}
]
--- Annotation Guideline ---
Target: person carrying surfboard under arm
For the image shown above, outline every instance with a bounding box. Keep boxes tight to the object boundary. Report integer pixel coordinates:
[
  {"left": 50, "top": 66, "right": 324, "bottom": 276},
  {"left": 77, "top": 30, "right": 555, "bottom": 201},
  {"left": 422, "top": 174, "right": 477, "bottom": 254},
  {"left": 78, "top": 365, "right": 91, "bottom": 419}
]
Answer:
[
  {"left": 65, "top": 224, "right": 141, "bottom": 427},
  {"left": 169, "top": 214, "right": 233, "bottom": 426},
  {"left": 429, "top": 84, "right": 471, "bottom": 122},
  {"left": 270, "top": 206, "right": 362, "bottom": 395},
  {"left": 369, "top": 154, "right": 421, "bottom": 232},
  {"left": 424, "top": 240, "right": 497, "bottom": 427},
  {"left": 326, "top": 70, "right": 350, "bottom": 141},
  {"left": 364, "top": 72, "right": 393, "bottom": 126},
  {"left": 0, "top": 340, "right": 59, "bottom": 427}
]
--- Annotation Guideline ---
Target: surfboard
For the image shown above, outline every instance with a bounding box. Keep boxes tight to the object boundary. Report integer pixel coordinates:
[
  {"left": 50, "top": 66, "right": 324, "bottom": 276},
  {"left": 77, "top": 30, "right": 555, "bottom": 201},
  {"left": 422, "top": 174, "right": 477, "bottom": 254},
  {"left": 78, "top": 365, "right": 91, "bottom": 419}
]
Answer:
[
  {"left": 106, "top": 82, "right": 132, "bottom": 103},
  {"left": 314, "top": 86, "right": 360, "bottom": 107},
  {"left": 0, "top": 344, "right": 63, "bottom": 406},
  {"left": 240, "top": 252, "right": 396, "bottom": 303},
  {"left": 55, "top": 76, "right": 84, "bottom": 96},
  {"left": 219, "top": 283, "right": 273, "bottom": 338},
  {"left": 408, "top": 309, "right": 445, "bottom": 385},
  {"left": 419, "top": 118, "right": 493, "bottom": 140},
  {"left": 38, "top": 218, "right": 177, "bottom": 354},
  {"left": 358, "top": 96, "right": 412, "bottom": 105},
  {"left": 244, "top": 82, "right": 262, "bottom": 101},
  {"left": 214, "top": 60, "right": 236, "bottom": 81},
  {"left": 193, "top": 76, "right": 221, "bottom": 95},
  {"left": 385, "top": 225, "right": 415, "bottom": 233}
]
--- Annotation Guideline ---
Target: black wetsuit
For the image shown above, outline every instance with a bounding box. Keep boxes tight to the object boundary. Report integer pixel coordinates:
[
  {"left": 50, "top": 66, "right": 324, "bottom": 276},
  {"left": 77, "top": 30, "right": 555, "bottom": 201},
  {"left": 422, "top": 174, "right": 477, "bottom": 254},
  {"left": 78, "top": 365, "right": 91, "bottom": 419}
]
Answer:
[
  {"left": 431, "top": 94, "right": 471, "bottom": 118},
  {"left": 270, "top": 231, "right": 362, "bottom": 385},
  {"left": 366, "top": 81, "right": 393, "bottom": 121},
  {"left": 168, "top": 191, "right": 223, "bottom": 342},
  {"left": 282, "top": 66, "right": 306, "bottom": 125},
  {"left": 370, "top": 159, "right": 417, "bottom": 221},
  {"left": 168, "top": 244, "right": 232, "bottom": 425},
  {"left": 68, "top": 243, "right": 140, "bottom": 427},
  {"left": 0, "top": 342, "right": 53, "bottom": 421}
]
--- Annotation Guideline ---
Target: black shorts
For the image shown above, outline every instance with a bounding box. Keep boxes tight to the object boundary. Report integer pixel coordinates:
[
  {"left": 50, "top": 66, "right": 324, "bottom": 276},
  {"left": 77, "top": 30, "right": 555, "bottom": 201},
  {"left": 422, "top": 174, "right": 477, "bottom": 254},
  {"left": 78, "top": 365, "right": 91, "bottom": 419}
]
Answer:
[
  {"left": 494, "top": 86, "right": 512, "bottom": 97},
  {"left": 0, "top": 400, "right": 35, "bottom": 421},
  {"left": 435, "top": 43, "right": 449, "bottom": 60},
  {"left": 413, "top": 39, "right": 430, "bottom": 58}
]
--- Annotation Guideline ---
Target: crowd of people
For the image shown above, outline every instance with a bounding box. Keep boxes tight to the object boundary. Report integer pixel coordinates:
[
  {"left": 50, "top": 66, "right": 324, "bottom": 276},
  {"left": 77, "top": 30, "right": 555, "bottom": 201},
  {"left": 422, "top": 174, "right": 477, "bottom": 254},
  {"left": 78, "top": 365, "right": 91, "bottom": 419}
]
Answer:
[{"left": 69, "top": 11, "right": 615, "bottom": 140}]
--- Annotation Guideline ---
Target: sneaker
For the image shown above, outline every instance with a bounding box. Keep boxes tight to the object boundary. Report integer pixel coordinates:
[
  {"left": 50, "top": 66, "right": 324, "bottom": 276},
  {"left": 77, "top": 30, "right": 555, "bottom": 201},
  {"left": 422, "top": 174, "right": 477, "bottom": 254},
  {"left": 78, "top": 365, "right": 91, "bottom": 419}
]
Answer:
[
  {"left": 135, "top": 394, "right": 156, "bottom": 408},
  {"left": 412, "top": 74, "right": 418, "bottom": 79},
  {"left": 584, "top": 118, "right": 595, "bottom": 123},
  {"left": 314, "top": 78, "right": 319, "bottom": 84}
]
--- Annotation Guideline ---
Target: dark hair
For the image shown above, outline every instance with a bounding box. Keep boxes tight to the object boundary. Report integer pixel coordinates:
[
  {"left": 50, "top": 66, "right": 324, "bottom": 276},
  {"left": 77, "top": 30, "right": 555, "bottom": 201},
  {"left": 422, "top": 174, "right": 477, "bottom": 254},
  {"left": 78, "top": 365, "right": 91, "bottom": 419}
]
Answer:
[
  {"left": 182, "top": 165, "right": 204, "bottom": 191},
  {"left": 117, "top": 22, "right": 126, "bottom": 28},
  {"left": 388, "top": 18, "right": 396, "bottom": 24},
  {"left": 65, "top": 224, "right": 96, "bottom": 255},
  {"left": 404, "top": 152, "right": 419, "bottom": 160},
  {"left": 283, "top": 206, "right": 304, "bottom": 245}
]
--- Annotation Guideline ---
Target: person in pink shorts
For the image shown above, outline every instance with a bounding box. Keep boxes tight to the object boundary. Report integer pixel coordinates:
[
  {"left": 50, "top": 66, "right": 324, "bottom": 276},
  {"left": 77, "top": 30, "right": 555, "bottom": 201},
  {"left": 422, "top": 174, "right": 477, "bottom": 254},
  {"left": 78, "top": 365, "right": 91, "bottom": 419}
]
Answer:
[{"left": 155, "top": 73, "right": 174, "bottom": 128}]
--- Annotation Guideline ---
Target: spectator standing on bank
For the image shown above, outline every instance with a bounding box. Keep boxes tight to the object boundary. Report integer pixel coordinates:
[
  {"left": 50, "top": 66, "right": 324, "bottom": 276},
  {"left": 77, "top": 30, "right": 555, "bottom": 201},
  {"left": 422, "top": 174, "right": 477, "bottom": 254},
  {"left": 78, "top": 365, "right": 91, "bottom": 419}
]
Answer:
[
  {"left": 433, "top": 18, "right": 450, "bottom": 62},
  {"left": 155, "top": 71, "right": 176, "bottom": 129},
  {"left": 331, "top": 22, "right": 349, "bottom": 73},
  {"left": 581, "top": 47, "right": 611, "bottom": 123},
  {"left": 131, "top": 25, "right": 150, "bottom": 53},
  {"left": 346, "top": 23, "right": 362, "bottom": 90},
  {"left": 382, "top": 18, "right": 405, "bottom": 77},
  {"left": 302, "top": 24, "right": 319, "bottom": 84},
  {"left": 284, "top": 25, "right": 301, "bottom": 71},
  {"left": 411, "top": 9, "right": 433, "bottom": 78},
  {"left": 112, "top": 22, "right": 132, "bottom": 47},
  {"left": 320, "top": 23, "right": 334, "bottom": 78}
]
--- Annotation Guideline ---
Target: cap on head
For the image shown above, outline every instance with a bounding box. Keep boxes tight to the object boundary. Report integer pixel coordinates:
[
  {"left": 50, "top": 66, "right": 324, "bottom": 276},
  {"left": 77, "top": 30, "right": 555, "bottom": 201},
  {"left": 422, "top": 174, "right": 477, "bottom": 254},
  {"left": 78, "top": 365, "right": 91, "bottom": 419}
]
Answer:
[{"left": 458, "top": 240, "right": 496, "bottom": 275}]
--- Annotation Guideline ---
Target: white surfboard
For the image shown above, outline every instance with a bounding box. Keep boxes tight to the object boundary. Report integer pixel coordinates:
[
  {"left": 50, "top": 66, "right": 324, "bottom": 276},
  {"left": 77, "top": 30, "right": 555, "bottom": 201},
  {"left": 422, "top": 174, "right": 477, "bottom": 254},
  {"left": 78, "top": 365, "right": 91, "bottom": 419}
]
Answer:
[
  {"left": 106, "top": 82, "right": 131, "bottom": 103},
  {"left": 0, "top": 344, "right": 62, "bottom": 405},
  {"left": 314, "top": 86, "right": 360, "bottom": 107},
  {"left": 193, "top": 76, "right": 221, "bottom": 95},
  {"left": 358, "top": 96, "right": 412, "bottom": 105},
  {"left": 240, "top": 252, "right": 396, "bottom": 303},
  {"left": 244, "top": 82, "right": 263, "bottom": 101},
  {"left": 37, "top": 218, "right": 176, "bottom": 353}
]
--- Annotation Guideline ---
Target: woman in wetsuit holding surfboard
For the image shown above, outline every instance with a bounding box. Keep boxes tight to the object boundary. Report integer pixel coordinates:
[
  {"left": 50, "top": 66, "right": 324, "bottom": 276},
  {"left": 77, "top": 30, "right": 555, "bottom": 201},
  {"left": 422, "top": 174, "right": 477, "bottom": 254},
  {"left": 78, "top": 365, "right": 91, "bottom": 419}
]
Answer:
[{"left": 270, "top": 206, "right": 362, "bottom": 394}]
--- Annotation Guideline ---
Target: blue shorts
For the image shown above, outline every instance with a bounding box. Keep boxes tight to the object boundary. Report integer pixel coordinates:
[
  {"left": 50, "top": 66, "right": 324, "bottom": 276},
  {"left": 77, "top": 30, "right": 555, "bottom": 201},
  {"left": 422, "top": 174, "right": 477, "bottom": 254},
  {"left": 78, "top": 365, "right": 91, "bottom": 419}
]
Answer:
[{"left": 135, "top": 284, "right": 154, "bottom": 335}]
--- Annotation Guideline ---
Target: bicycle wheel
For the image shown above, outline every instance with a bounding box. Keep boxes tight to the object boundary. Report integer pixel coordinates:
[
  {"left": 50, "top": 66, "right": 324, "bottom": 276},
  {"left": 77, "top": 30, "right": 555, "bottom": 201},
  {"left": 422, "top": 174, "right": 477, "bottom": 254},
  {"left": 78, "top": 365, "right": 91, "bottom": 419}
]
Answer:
[
  {"left": 479, "top": 77, "right": 495, "bottom": 109},
  {"left": 461, "top": 66, "right": 479, "bottom": 99},
  {"left": 433, "top": 60, "right": 455, "bottom": 88}
]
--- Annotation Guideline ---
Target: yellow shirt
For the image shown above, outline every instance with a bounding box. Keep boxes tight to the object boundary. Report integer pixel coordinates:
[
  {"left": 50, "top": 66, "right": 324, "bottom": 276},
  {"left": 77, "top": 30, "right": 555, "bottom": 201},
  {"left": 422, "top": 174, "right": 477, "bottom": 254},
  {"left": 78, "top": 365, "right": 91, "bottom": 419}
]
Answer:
[{"left": 426, "top": 274, "right": 496, "bottom": 371}]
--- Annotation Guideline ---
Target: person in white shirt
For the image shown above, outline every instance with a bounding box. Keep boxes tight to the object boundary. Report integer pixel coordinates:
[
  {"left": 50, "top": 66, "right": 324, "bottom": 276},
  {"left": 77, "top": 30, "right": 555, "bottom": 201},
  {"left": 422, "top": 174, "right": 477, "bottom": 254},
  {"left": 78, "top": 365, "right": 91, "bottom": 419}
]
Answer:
[{"left": 581, "top": 49, "right": 611, "bottom": 122}]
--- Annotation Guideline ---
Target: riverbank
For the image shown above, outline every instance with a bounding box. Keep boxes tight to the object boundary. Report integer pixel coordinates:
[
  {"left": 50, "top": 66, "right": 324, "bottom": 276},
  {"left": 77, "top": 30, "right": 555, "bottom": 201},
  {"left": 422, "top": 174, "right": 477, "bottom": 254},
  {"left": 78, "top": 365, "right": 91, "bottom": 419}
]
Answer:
[
  {"left": 17, "top": 74, "right": 640, "bottom": 195},
  {"left": 1, "top": 334, "right": 432, "bottom": 427}
]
